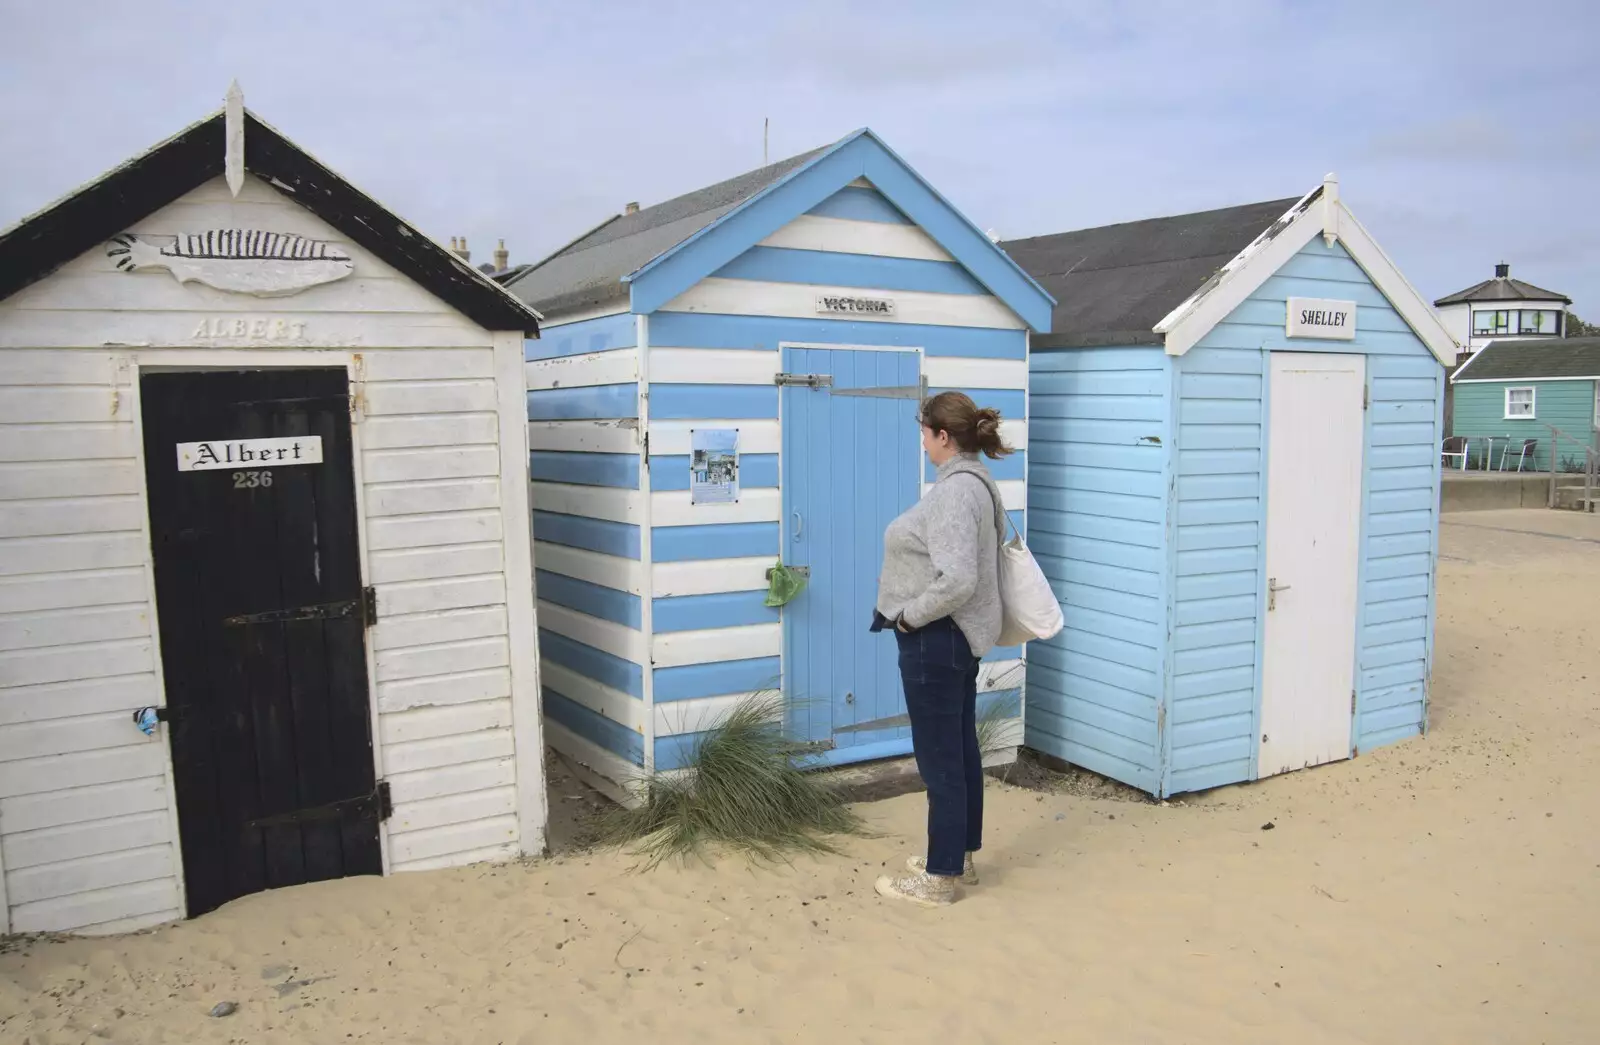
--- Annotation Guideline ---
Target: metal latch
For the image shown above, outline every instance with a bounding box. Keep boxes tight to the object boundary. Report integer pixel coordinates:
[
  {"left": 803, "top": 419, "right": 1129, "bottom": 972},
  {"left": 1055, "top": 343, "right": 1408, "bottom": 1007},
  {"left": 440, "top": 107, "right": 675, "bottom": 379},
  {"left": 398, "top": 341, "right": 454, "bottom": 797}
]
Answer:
[
  {"left": 247, "top": 780, "right": 392, "bottom": 830},
  {"left": 775, "top": 373, "right": 833, "bottom": 389},
  {"left": 766, "top": 564, "right": 811, "bottom": 580},
  {"left": 1267, "top": 577, "right": 1291, "bottom": 611}
]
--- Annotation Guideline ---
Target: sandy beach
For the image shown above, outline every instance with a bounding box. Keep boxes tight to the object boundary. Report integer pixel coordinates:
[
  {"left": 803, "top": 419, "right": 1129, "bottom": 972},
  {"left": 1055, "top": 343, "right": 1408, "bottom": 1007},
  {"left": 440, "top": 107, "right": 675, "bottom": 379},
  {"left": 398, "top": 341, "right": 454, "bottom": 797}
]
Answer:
[{"left": 3, "top": 507, "right": 1597, "bottom": 1045}]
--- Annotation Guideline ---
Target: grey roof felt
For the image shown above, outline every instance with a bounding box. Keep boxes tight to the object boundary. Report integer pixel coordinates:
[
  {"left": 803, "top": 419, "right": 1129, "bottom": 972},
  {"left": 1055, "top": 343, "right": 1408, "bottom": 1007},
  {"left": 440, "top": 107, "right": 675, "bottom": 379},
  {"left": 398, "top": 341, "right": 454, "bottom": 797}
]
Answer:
[
  {"left": 1434, "top": 276, "right": 1571, "bottom": 306},
  {"left": 1454, "top": 337, "right": 1600, "bottom": 382},
  {"left": 1001, "top": 197, "right": 1303, "bottom": 348},
  {"left": 504, "top": 146, "right": 828, "bottom": 316}
]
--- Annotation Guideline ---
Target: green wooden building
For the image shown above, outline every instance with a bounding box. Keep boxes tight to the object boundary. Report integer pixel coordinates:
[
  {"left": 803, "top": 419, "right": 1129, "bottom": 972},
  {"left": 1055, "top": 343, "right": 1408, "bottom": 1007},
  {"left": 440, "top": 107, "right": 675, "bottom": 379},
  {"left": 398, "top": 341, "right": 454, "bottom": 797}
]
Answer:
[{"left": 1451, "top": 337, "right": 1600, "bottom": 472}]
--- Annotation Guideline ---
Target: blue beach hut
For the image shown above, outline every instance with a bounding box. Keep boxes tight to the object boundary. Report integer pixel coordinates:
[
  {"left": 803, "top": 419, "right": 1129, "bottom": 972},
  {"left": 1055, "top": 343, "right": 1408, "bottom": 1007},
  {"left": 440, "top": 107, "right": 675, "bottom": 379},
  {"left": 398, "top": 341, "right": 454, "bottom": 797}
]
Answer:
[
  {"left": 502, "top": 131, "right": 1053, "bottom": 801},
  {"left": 1002, "top": 177, "right": 1457, "bottom": 797}
]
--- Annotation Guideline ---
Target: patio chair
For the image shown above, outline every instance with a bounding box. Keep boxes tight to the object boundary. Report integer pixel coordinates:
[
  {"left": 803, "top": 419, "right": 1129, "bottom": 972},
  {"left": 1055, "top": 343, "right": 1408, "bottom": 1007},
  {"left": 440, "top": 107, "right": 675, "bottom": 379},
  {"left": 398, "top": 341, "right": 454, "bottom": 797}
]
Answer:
[
  {"left": 1499, "top": 438, "right": 1537, "bottom": 473},
  {"left": 1441, "top": 436, "right": 1468, "bottom": 470}
]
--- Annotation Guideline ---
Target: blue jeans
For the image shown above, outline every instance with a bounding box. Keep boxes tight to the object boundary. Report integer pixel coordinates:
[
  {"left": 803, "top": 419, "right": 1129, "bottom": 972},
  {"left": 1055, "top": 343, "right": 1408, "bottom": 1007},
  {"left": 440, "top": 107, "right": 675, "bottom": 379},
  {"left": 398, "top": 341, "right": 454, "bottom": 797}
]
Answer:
[{"left": 894, "top": 617, "right": 982, "bottom": 877}]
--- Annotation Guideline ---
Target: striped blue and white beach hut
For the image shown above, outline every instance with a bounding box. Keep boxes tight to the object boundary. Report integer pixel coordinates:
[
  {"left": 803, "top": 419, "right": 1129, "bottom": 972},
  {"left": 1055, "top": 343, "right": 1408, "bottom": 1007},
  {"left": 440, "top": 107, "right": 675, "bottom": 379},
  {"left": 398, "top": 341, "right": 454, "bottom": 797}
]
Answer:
[{"left": 502, "top": 130, "right": 1053, "bottom": 801}]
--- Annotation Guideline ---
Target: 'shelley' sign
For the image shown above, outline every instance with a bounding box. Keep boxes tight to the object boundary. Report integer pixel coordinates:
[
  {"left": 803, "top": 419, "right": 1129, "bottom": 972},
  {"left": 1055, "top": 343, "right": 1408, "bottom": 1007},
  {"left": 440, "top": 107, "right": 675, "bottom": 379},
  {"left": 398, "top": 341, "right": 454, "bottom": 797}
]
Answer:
[{"left": 1286, "top": 297, "right": 1357, "bottom": 340}]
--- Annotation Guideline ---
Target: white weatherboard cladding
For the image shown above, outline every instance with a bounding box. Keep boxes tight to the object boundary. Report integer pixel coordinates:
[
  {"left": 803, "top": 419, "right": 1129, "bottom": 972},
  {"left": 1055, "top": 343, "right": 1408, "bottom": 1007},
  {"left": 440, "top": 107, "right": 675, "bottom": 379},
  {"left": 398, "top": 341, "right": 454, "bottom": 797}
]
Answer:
[{"left": 0, "top": 174, "right": 541, "bottom": 935}]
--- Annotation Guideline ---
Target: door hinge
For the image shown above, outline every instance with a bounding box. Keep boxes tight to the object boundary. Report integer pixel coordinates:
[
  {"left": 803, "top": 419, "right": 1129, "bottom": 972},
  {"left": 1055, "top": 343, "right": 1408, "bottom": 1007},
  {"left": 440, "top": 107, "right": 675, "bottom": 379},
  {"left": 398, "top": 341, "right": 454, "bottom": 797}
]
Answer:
[
  {"left": 641, "top": 431, "right": 649, "bottom": 465},
  {"left": 1351, "top": 688, "right": 1358, "bottom": 714},
  {"left": 363, "top": 586, "right": 378, "bottom": 627},
  {"left": 1363, "top": 384, "right": 1370, "bottom": 410},
  {"left": 376, "top": 780, "right": 392, "bottom": 821},
  {"left": 774, "top": 373, "right": 833, "bottom": 389}
]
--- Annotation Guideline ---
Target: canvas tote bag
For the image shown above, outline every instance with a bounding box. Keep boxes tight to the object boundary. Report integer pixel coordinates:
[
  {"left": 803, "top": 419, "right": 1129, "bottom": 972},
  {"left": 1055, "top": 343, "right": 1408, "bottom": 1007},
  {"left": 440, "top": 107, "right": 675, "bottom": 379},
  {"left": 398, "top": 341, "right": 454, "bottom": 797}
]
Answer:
[{"left": 950, "top": 472, "right": 1064, "bottom": 646}]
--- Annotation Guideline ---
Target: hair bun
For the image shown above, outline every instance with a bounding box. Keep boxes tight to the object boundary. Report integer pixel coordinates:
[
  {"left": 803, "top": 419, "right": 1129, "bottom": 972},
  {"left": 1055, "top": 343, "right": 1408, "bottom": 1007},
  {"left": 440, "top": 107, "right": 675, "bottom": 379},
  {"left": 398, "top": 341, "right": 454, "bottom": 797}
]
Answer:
[{"left": 975, "top": 412, "right": 1000, "bottom": 433}]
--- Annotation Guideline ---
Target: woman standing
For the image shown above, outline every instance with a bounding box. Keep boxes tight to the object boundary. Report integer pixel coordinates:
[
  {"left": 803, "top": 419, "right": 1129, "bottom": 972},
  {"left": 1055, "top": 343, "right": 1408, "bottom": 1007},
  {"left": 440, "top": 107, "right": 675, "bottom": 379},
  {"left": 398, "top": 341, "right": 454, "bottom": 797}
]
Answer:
[{"left": 871, "top": 391, "right": 1010, "bottom": 908}]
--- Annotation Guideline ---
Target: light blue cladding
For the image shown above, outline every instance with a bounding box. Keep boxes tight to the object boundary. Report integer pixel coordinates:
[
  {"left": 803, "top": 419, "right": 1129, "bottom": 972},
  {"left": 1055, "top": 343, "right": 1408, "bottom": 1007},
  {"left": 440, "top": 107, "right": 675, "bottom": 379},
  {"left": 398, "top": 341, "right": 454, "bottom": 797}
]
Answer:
[
  {"left": 1024, "top": 346, "right": 1171, "bottom": 796},
  {"left": 1178, "top": 237, "right": 1440, "bottom": 775},
  {"left": 1025, "top": 237, "right": 1442, "bottom": 799}
]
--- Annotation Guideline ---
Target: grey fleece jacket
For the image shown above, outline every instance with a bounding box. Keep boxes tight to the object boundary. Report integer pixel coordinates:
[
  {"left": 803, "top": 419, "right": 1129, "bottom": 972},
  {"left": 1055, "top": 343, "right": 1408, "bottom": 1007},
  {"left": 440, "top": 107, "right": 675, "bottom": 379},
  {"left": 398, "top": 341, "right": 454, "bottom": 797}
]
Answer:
[{"left": 875, "top": 453, "right": 1007, "bottom": 657}]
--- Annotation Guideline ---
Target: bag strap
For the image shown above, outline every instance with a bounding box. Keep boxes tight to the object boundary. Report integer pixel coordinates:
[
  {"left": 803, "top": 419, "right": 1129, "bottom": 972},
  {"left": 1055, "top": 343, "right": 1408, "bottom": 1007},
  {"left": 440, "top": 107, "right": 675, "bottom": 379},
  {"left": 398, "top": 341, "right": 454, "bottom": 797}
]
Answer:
[{"left": 941, "top": 469, "right": 1016, "bottom": 542}]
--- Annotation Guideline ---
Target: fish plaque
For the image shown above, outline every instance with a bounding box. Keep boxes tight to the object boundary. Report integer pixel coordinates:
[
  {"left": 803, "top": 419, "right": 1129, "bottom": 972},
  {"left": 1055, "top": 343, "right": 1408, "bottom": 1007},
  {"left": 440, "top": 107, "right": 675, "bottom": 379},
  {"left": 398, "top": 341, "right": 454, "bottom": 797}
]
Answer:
[{"left": 107, "top": 229, "right": 354, "bottom": 296}]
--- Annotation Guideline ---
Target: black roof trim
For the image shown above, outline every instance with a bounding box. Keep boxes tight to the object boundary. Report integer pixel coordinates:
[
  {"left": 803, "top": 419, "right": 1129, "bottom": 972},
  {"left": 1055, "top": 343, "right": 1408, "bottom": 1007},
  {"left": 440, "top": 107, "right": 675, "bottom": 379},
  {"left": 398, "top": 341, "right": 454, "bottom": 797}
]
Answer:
[{"left": 0, "top": 109, "right": 540, "bottom": 335}]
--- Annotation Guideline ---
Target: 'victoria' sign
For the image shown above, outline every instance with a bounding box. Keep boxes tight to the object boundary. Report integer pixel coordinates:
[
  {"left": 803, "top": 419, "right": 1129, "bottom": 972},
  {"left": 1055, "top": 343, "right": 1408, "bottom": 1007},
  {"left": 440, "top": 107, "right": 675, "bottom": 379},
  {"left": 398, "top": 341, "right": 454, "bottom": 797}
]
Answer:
[
  {"left": 176, "top": 436, "right": 324, "bottom": 472},
  {"left": 816, "top": 294, "right": 895, "bottom": 316},
  {"left": 1286, "top": 297, "right": 1357, "bottom": 340}
]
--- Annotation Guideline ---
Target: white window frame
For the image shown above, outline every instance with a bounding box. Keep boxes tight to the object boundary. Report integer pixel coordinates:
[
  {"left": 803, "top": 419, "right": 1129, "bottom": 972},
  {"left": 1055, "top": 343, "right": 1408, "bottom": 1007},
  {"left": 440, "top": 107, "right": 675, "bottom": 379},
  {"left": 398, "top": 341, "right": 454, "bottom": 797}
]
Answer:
[{"left": 1504, "top": 386, "right": 1536, "bottom": 420}]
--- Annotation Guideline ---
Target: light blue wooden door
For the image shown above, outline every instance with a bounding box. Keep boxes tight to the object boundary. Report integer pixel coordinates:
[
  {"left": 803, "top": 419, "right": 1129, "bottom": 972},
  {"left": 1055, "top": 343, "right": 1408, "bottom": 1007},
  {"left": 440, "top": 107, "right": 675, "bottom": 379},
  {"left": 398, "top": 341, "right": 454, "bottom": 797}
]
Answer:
[{"left": 781, "top": 346, "right": 922, "bottom": 763}]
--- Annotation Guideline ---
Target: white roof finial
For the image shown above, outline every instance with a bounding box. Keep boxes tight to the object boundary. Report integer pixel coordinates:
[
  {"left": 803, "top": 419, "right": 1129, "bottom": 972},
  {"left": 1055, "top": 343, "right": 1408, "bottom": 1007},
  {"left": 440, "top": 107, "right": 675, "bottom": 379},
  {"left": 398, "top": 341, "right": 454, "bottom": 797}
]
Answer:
[
  {"left": 225, "top": 80, "right": 245, "bottom": 198},
  {"left": 1322, "top": 171, "right": 1340, "bottom": 246}
]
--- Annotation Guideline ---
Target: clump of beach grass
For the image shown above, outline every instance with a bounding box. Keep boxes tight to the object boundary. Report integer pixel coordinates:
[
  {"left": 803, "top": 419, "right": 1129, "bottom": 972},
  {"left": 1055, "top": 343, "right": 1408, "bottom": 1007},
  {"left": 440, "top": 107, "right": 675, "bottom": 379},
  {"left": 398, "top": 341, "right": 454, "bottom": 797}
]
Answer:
[{"left": 599, "top": 692, "right": 867, "bottom": 869}]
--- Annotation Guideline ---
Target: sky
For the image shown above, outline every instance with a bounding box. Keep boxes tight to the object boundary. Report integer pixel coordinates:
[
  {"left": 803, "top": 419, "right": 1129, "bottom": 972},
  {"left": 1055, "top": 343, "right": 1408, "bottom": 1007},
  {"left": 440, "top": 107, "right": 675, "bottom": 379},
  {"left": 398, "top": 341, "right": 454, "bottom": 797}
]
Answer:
[{"left": 2, "top": 0, "right": 1596, "bottom": 318}]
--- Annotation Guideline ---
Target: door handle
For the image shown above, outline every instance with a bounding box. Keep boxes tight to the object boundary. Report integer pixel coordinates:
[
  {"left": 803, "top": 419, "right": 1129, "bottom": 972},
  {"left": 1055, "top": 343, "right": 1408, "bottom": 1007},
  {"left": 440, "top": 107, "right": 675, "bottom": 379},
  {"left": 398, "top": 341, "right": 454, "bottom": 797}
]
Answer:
[
  {"left": 1267, "top": 577, "right": 1291, "bottom": 611},
  {"left": 793, "top": 511, "right": 804, "bottom": 540}
]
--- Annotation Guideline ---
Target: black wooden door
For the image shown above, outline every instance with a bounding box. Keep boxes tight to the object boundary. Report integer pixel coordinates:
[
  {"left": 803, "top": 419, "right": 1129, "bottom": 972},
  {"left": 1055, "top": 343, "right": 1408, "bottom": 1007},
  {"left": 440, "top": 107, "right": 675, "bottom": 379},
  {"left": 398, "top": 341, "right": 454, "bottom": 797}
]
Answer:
[{"left": 141, "top": 369, "right": 382, "bottom": 918}]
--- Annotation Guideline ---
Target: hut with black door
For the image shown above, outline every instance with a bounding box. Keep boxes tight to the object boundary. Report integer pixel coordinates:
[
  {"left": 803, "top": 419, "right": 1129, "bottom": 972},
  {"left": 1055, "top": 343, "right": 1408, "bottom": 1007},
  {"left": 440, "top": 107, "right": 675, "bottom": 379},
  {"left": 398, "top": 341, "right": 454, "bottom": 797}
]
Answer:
[{"left": 0, "top": 91, "right": 546, "bottom": 934}]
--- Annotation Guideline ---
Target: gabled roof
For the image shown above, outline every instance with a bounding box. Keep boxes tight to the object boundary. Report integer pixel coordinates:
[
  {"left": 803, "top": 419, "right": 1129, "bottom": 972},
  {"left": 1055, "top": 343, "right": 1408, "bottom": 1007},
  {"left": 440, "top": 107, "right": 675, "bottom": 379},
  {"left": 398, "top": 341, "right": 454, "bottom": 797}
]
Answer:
[
  {"left": 504, "top": 129, "right": 1054, "bottom": 331},
  {"left": 0, "top": 107, "right": 541, "bottom": 334},
  {"left": 1452, "top": 336, "right": 1600, "bottom": 382},
  {"left": 504, "top": 149, "right": 826, "bottom": 315},
  {"left": 1001, "top": 197, "right": 1301, "bottom": 348},
  {"left": 1434, "top": 275, "right": 1571, "bottom": 307}
]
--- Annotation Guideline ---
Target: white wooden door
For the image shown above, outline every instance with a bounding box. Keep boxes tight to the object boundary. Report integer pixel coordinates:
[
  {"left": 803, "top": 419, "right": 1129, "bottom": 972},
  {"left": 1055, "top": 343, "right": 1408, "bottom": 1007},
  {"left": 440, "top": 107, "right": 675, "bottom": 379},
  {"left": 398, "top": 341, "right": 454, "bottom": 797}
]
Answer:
[{"left": 1259, "top": 353, "right": 1365, "bottom": 777}]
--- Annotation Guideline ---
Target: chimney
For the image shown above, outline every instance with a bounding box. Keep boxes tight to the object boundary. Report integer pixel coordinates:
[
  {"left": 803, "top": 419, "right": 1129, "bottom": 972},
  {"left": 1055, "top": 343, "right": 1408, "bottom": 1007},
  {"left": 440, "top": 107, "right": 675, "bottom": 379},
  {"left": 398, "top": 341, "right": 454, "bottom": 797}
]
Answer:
[
  {"left": 1495, "top": 261, "right": 1509, "bottom": 279},
  {"left": 457, "top": 237, "right": 470, "bottom": 263},
  {"left": 493, "top": 238, "right": 509, "bottom": 272},
  {"left": 624, "top": 201, "right": 640, "bottom": 215}
]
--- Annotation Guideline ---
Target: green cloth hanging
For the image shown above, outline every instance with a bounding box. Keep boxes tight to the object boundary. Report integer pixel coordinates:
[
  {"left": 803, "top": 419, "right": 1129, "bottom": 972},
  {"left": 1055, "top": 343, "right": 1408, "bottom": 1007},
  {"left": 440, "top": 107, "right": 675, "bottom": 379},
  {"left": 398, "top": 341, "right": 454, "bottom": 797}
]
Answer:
[{"left": 763, "top": 561, "right": 808, "bottom": 608}]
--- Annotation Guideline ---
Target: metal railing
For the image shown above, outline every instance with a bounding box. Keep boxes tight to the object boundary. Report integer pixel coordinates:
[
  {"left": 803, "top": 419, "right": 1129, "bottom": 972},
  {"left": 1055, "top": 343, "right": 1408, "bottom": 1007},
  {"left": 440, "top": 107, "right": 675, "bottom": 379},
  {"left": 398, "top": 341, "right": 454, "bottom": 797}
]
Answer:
[{"left": 1545, "top": 423, "right": 1599, "bottom": 512}]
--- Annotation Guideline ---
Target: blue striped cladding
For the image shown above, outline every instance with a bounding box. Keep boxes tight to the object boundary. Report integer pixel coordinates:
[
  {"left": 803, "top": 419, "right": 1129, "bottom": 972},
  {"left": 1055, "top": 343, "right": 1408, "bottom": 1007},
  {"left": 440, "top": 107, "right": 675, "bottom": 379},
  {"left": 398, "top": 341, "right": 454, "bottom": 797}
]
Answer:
[
  {"left": 538, "top": 629, "right": 643, "bottom": 697},
  {"left": 654, "top": 657, "right": 782, "bottom": 703},
  {"left": 531, "top": 510, "right": 641, "bottom": 559},
  {"left": 655, "top": 690, "right": 1023, "bottom": 772},
  {"left": 928, "top": 387, "right": 1025, "bottom": 418},
  {"left": 543, "top": 689, "right": 644, "bottom": 765},
  {"left": 526, "top": 313, "right": 635, "bottom": 360},
  {"left": 526, "top": 384, "right": 638, "bottom": 420},
  {"left": 624, "top": 133, "right": 1052, "bottom": 328},
  {"left": 924, "top": 450, "right": 1025, "bottom": 482},
  {"left": 805, "top": 186, "right": 911, "bottom": 224},
  {"left": 530, "top": 450, "right": 640, "bottom": 488},
  {"left": 651, "top": 522, "right": 779, "bottom": 561},
  {"left": 646, "top": 312, "right": 1026, "bottom": 359},
  {"left": 1024, "top": 345, "right": 1170, "bottom": 794},
  {"left": 714, "top": 246, "right": 988, "bottom": 296},
  {"left": 654, "top": 591, "right": 779, "bottom": 632},
  {"left": 536, "top": 569, "right": 641, "bottom": 629},
  {"left": 650, "top": 384, "right": 777, "bottom": 420},
  {"left": 651, "top": 454, "right": 779, "bottom": 491}
]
